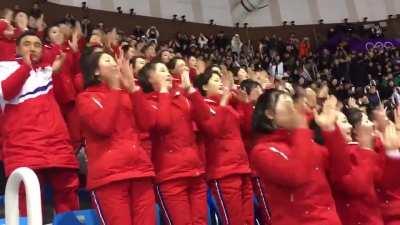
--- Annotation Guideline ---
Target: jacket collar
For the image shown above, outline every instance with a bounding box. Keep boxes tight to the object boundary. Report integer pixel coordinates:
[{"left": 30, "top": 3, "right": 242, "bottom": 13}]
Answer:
[
  {"left": 204, "top": 94, "right": 221, "bottom": 105},
  {"left": 85, "top": 83, "right": 113, "bottom": 92},
  {"left": 256, "top": 129, "right": 290, "bottom": 144}
]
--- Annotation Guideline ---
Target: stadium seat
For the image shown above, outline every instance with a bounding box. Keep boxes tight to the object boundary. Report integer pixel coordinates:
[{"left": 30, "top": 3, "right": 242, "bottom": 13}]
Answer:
[
  {"left": 0, "top": 217, "right": 27, "bottom": 225},
  {"left": 53, "top": 209, "right": 100, "bottom": 225}
]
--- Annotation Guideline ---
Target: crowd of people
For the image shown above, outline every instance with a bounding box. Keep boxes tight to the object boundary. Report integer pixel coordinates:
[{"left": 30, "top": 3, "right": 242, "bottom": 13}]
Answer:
[{"left": 1, "top": 3, "right": 400, "bottom": 225}]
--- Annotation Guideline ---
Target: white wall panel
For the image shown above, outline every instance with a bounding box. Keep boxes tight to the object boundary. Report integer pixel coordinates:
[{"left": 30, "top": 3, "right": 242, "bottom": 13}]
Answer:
[
  {"left": 317, "top": 0, "right": 348, "bottom": 23},
  {"left": 353, "top": 0, "right": 387, "bottom": 21},
  {"left": 48, "top": 0, "right": 400, "bottom": 27},
  {"left": 200, "top": 0, "right": 233, "bottom": 26},
  {"left": 160, "top": 0, "right": 194, "bottom": 21},
  {"left": 278, "top": 0, "right": 313, "bottom": 24}
]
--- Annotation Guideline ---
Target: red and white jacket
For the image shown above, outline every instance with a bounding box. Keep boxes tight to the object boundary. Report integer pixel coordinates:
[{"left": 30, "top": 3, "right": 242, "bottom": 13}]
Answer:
[
  {"left": 131, "top": 89, "right": 205, "bottom": 183},
  {"left": 0, "top": 59, "right": 78, "bottom": 176},
  {"left": 76, "top": 84, "right": 154, "bottom": 190},
  {"left": 188, "top": 92, "right": 251, "bottom": 180}
]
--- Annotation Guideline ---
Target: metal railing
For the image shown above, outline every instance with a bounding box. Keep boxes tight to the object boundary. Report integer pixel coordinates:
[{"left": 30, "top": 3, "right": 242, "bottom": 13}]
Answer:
[{"left": 5, "top": 167, "right": 42, "bottom": 225}]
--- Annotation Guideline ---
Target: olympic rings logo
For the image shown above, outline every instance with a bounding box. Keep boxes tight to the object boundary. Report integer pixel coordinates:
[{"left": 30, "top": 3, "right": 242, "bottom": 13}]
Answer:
[{"left": 365, "top": 41, "right": 395, "bottom": 50}]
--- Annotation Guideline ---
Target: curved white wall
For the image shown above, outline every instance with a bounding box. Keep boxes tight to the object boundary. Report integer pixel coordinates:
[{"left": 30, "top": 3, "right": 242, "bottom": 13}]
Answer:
[{"left": 48, "top": 0, "right": 400, "bottom": 27}]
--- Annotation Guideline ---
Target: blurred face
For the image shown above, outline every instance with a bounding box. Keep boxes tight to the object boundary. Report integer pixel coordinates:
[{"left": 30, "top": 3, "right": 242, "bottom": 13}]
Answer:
[
  {"left": 173, "top": 59, "right": 186, "bottom": 75},
  {"left": 212, "top": 66, "right": 222, "bottom": 75},
  {"left": 133, "top": 57, "right": 146, "bottom": 73},
  {"left": 59, "top": 23, "right": 72, "bottom": 39},
  {"left": 203, "top": 73, "right": 224, "bottom": 97},
  {"left": 17, "top": 35, "right": 43, "bottom": 63},
  {"left": 47, "top": 26, "right": 64, "bottom": 45},
  {"left": 188, "top": 56, "right": 197, "bottom": 68},
  {"left": 144, "top": 45, "right": 156, "bottom": 59},
  {"left": 149, "top": 63, "right": 172, "bottom": 91},
  {"left": 372, "top": 106, "right": 389, "bottom": 132},
  {"left": 96, "top": 53, "right": 119, "bottom": 83},
  {"left": 88, "top": 34, "right": 102, "bottom": 46},
  {"left": 336, "top": 112, "right": 353, "bottom": 142},
  {"left": 15, "top": 12, "right": 28, "bottom": 25},
  {"left": 125, "top": 47, "right": 135, "bottom": 60},
  {"left": 160, "top": 51, "right": 171, "bottom": 63},
  {"left": 271, "top": 94, "right": 296, "bottom": 129},
  {"left": 237, "top": 68, "right": 249, "bottom": 82},
  {"left": 249, "top": 86, "right": 263, "bottom": 103},
  {"left": 4, "top": 9, "right": 13, "bottom": 22}
]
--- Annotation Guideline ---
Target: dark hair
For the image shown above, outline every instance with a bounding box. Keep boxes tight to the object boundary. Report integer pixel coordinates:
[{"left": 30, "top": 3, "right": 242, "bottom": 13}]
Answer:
[
  {"left": 194, "top": 70, "right": 220, "bottom": 96},
  {"left": 166, "top": 56, "right": 183, "bottom": 71},
  {"left": 141, "top": 43, "right": 154, "bottom": 54},
  {"left": 16, "top": 31, "right": 40, "bottom": 46},
  {"left": 14, "top": 10, "right": 28, "bottom": 18},
  {"left": 366, "top": 103, "right": 380, "bottom": 121},
  {"left": 80, "top": 46, "right": 103, "bottom": 76},
  {"left": 0, "top": 8, "right": 12, "bottom": 19},
  {"left": 253, "top": 89, "right": 285, "bottom": 134},
  {"left": 130, "top": 55, "right": 145, "bottom": 67},
  {"left": 122, "top": 44, "right": 133, "bottom": 54},
  {"left": 240, "top": 79, "right": 261, "bottom": 95},
  {"left": 138, "top": 61, "right": 161, "bottom": 93},
  {"left": 231, "top": 66, "right": 241, "bottom": 77},
  {"left": 43, "top": 23, "right": 58, "bottom": 44},
  {"left": 345, "top": 107, "right": 363, "bottom": 128},
  {"left": 82, "top": 51, "right": 103, "bottom": 88}
]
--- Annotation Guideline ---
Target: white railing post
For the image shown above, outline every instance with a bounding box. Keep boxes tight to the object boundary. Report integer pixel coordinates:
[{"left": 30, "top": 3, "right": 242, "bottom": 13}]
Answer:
[{"left": 5, "top": 167, "right": 42, "bottom": 225}]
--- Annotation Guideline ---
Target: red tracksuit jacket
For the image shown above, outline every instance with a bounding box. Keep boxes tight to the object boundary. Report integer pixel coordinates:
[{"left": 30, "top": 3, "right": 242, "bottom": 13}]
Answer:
[
  {"left": 76, "top": 84, "right": 154, "bottom": 190},
  {"left": 0, "top": 59, "right": 78, "bottom": 176},
  {"left": 131, "top": 89, "right": 205, "bottom": 183},
  {"left": 188, "top": 92, "right": 251, "bottom": 180},
  {"left": 0, "top": 20, "right": 16, "bottom": 62},
  {"left": 251, "top": 128, "right": 345, "bottom": 225},
  {"left": 43, "top": 43, "right": 80, "bottom": 105},
  {"left": 332, "top": 142, "right": 384, "bottom": 225},
  {"left": 377, "top": 151, "right": 400, "bottom": 223}
]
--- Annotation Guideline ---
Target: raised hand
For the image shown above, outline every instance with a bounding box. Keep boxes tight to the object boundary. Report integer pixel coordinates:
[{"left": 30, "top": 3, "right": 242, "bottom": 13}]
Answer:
[
  {"left": 74, "top": 20, "right": 83, "bottom": 38},
  {"left": 394, "top": 106, "right": 400, "bottom": 131},
  {"left": 382, "top": 122, "right": 400, "bottom": 150},
  {"left": 220, "top": 87, "right": 232, "bottom": 107},
  {"left": 52, "top": 53, "right": 66, "bottom": 73},
  {"left": 68, "top": 31, "right": 80, "bottom": 53},
  {"left": 35, "top": 14, "right": 46, "bottom": 32},
  {"left": 348, "top": 97, "right": 358, "bottom": 109},
  {"left": 232, "top": 88, "right": 249, "bottom": 103},
  {"left": 116, "top": 51, "right": 138, "bottom": 92},
  {"left": 180, "top": 67, "right": 195, "bottom": 93},
  {"left": 22, "top": 52, "right": 32, "bottom": 67},
  {"left": 314, "top": 95, "right": 338, "bottom": 131}
]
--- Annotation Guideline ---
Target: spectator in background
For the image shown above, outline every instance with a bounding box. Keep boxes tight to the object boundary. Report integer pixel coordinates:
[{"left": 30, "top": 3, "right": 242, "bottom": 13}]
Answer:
[
  {"left": 132, "top": 25, "right": 145, "bottom": 38},
  {"left": 198, "top": 33, "right": 208, "bottom": 49},
  {"left": 146, "top": 26, "right": 159, "bottom": 44},
  {"left": 299, "top": 37, "right": 311, "bottom": 58},
  {"left": 231, "top": 34, "right": 243, "bottom": 56}
]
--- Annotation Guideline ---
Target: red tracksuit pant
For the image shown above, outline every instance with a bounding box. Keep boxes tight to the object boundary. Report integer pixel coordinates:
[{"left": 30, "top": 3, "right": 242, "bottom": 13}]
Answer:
[
  {"left": 156, "top": 176, "right": 208, "bottom": 225},
  {"left": 210, "top": 174, "right": 255, "bottom": 225},
  {"left": 19, "top": 168, "right": 80, "bottom": 216},
  {"left": 252, "top": 177, "right": 272, "bottom": 225},
  {"left": 91, "top": 178, "right": 155, "bottom": 225}
]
